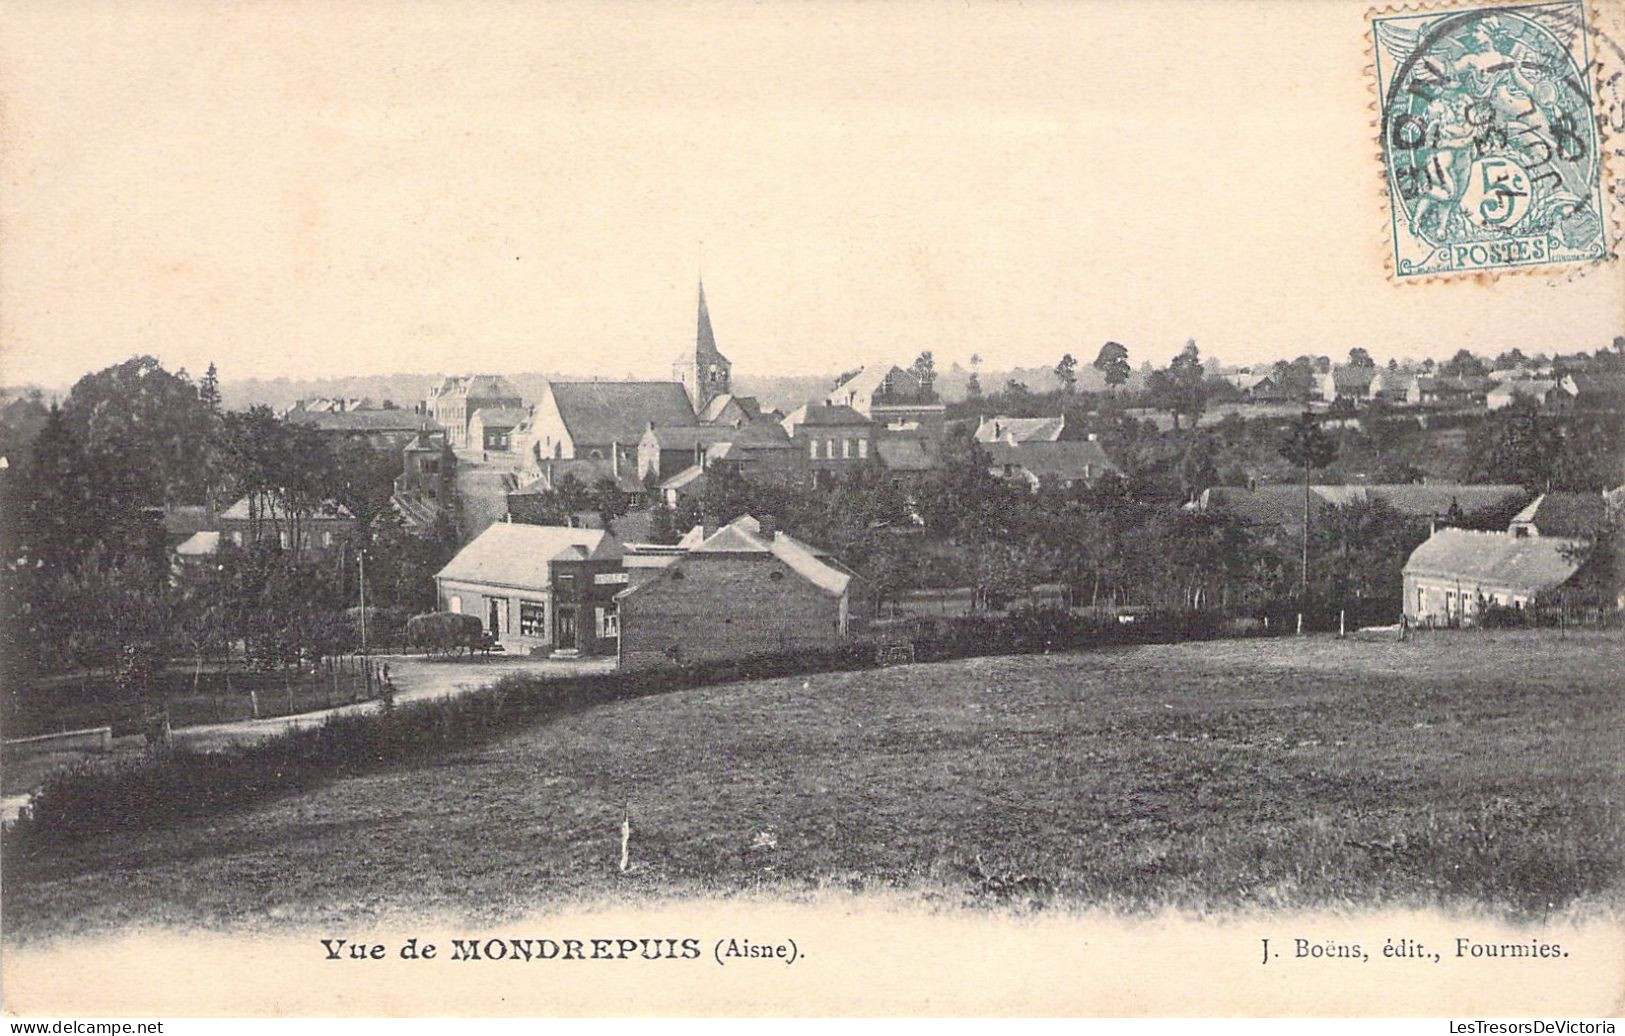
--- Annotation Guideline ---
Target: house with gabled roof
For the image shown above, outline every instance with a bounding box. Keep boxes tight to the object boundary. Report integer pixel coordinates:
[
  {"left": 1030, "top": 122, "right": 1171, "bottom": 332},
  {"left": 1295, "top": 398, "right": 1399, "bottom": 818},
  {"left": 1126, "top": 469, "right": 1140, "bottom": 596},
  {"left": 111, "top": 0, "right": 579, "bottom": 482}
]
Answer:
[
  {"left": 435, "top": 522, "right": 626, "bottom": 655},
  {"left": 1402, "top": 529, "right": 1587, "bottom": 625},
  {"left": 974, "top": 415, "right": 1065, "bottom": 443},
  {"left": 425, "top": 374, "right": 523, "bottom": 449},
  {"left": 781, "top": 402, "right": 876, "bottom": 488},
  {"left": 986, "top": 439, "right": 1118, "bottom": 492},
  {"left": 826, "top": 364, "right": 946, "bottom": 442},
  {"left": 615, "top": 515, "right": 856, "bottom": 668}
]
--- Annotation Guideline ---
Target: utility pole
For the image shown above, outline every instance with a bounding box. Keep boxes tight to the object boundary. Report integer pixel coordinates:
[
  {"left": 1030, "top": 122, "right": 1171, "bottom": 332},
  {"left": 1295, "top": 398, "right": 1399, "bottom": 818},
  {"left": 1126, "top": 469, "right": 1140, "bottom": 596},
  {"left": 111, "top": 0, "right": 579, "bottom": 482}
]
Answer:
[{"left": 358, "top": 548, "right": 368, "bottom": 660}]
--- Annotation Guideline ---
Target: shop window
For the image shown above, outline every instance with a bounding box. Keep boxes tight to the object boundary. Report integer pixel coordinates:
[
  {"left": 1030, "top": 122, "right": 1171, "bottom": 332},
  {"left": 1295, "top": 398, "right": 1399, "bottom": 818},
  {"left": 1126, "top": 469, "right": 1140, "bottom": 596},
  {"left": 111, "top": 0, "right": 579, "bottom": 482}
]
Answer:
[{"left": 520, "top": 602, "right": 547, "bottom": 637}]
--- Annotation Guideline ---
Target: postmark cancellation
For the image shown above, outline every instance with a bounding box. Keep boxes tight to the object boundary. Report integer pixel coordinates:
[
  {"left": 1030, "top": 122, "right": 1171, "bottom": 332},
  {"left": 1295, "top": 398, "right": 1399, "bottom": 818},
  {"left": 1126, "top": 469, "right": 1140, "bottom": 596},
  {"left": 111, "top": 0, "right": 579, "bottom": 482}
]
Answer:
[{"left": 1370, "top": 0, "right": 1614, "bottom": 279}]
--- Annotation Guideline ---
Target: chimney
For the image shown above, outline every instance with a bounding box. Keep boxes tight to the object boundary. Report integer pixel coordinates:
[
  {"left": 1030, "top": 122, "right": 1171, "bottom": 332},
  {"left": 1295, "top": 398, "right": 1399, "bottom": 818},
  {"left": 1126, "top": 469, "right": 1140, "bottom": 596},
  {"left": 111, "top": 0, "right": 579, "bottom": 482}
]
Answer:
[{"left": 759, "top": 514, "right": 778, "bottom": 539}]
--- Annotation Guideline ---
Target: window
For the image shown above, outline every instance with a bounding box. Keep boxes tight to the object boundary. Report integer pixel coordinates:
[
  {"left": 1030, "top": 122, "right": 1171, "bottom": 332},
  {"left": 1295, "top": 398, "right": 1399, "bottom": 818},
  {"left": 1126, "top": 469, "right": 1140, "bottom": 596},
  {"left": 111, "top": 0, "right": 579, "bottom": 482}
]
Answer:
[
  {"left": 858, "top": 439, "right": 868, "bottom": 459},
  {"left": 842, "top": 438, "right": 851, "bottom": 459},
  {"left": 520, "top": 602, "right": 546, "bottom": 637},
  {"left": 322, "top": 530, "right": 333, "bottom": 547},
  {"left": 597, "top": 606, "right": 619, "bottom": 638},
  {"left": 279, "top": 530, "right": 290, "bottom": 549},
  {"left": 449, "top": 595, "right": 462, "bottom": 614},
  {"left": 770, "top": 570, "right": 785, "bottom": 582},
  {"left": 808, "top": 438, "right": 818, "bottom": 459},
  {"left": 825, "top": 438, "right": 835, "bottom": 458},
  {"left": 231, "top": 531, "right": 243, "bottom": 546}
]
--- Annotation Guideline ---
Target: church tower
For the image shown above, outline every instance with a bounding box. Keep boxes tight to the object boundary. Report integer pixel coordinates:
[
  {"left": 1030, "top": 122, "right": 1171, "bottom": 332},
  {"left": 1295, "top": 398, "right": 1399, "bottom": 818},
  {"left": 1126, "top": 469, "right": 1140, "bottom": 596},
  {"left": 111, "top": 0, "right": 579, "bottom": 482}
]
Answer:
[{"left": 673, "top": 279, "right": 731, "bottom": 414}]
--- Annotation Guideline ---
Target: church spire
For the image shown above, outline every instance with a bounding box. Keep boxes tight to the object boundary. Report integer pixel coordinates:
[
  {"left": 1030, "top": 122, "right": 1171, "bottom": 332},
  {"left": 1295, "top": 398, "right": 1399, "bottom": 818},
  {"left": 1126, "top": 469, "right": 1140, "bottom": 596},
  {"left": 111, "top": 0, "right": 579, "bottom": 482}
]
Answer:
[{"left": 696, "top": 278, "right": 719, "bottom": 358}]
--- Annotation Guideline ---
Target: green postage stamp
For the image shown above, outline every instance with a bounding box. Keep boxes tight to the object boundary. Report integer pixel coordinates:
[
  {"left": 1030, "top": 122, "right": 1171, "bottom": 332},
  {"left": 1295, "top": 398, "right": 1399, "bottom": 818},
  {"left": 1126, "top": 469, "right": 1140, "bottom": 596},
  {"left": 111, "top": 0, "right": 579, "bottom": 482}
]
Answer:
[{"left": 1371, "top": 0, "right": 1611, "bottom": 278}]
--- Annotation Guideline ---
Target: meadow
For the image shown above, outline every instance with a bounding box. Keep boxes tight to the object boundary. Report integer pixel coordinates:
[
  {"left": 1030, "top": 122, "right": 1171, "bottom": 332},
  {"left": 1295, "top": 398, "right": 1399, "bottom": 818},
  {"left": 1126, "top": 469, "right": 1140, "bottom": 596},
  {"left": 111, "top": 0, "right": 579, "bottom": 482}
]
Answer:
[{"left": 3, "top": 629, "right": 1620, "bottom": 939}]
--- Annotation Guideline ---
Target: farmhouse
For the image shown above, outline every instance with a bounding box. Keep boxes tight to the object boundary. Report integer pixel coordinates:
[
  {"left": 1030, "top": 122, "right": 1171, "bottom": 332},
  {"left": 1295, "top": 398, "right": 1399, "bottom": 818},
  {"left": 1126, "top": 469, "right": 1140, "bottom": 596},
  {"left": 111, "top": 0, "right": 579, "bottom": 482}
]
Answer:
[
  {"left": 615, "top": 515, "right": 856, "bottom": 668},
  {"left": 1402, "top": 529, "right": 1586, "bottom": 625},
  {"left": 1486, "top": 379, "right": 1564, "bottom": 410},
  {"left": 974, "top": 415, "right": 1065, "bottom": 443},
  {"left": 435, "top": 522, "right": 626, "bottom": 656},
  {"left": 1322, "top": 365, "right": 1378, "bottom": 403},
  {"left": 986, "top": 439, "right": 1118, "bottom": 491}
]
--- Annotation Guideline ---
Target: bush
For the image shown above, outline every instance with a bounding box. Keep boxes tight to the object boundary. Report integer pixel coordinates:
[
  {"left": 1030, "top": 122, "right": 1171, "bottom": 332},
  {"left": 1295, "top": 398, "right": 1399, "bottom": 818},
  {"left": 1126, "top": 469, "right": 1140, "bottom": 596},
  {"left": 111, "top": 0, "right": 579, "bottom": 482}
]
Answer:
[
  {"left": 8, "top": 610, "right": 1240, "bottom": 847},
  {"left": 405, "top": 611, "right": 484, "bottom": 656}
]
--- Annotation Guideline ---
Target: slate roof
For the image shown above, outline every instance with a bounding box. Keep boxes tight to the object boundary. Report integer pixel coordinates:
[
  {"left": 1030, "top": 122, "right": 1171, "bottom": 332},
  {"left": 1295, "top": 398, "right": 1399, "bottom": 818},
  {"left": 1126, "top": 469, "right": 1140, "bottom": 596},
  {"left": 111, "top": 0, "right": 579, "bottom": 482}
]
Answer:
[
  {"left": 175, "top": 531, "right": 221, "bottom": 556},
  {"left": 782, "top": 402, "right": 873, "bottom": 430},
  {"left": 220, "top": 493, "right": 352, "bottom": 521},
  {"left": 623, "top": 514, "right": 850, "bottom": 597},
  {"left": 1403, "top": 529, "right": 1585, "bottom": 591},
  {"left": 974, "top": 415, "right": 1065, "bottom": 443},
  {"left": 547, "top": 381, "right": 697, "bottom": 447},
  {"left": 697, "top": 393, "right": 763, "bottom": 423},
  {"left": 436, "top": 523, "right": 621, "bottom": 590},
  {"left": 1486, "top": 379, "right": 1560, "bottom": 401},
  {"left": 1197, "top": 483, "right": 1527, "bottom": 526},
  {"left": 828, "top": 365, "right": 919, "bottom": 404},
  {"left": 1509, "top": 493, "right": 1608, "bottom": 537},
  {"left": 658, "top": 464, "right": 707, "bottom": 492},
  {"left": 458, "top": 374, "right": 520, "bottom": 399},
  {"left": 1327, "top": 366, "right": 1378, "bottom": 393},
  {"left": 985, "top": 440, "right": 1118, "bottom": 481},
  {"left": 469, "top": 406, "right": 530, "bottom": 429},
  {"left": 286, "top": 409, "right": 441, "bottom": 434},
  {"left": 524, "top": 458, "right": 645, "bottom": 495}
]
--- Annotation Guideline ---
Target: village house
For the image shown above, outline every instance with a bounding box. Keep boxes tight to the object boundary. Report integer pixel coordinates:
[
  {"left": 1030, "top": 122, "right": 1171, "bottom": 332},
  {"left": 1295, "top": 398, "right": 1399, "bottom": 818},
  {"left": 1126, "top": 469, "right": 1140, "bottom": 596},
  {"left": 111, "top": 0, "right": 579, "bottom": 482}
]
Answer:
[
  {"left": 393, "top": 430, "right": 457, "bottom": 531},
  {"left": 638, "top": 421, "right": 799, "bottom": 483},
  {"left": 1507, "top": 492, "right": 1609, "bottom": 539},
  {"left": 1559, "top": 371, "right": 1625, "bottom": 410},
  {"left": 210, "top": 492, "right": 357, "bottom": 561},
  {"left": 826, "top": 365, "right": 946, "bottom": 442},
  {"left": 974, "top": 415, "right": 1066, "bottom": 443},
  {"left": 425, "top": 374, "right": 524, "bottom": 450},
  {"left": 467, "top": 406, "right": 529, "bottom": 453},
  {"left": 1486, "top": 379, "right": 1565, "bottom": 411},
  {"left": 518, "top": 380, "right": 694, "bottom": 467},
  {"left": 1402, "top": 489, "right": 1620, "bottom": 625},
  {"left": 1407, "top": 375, "right": 1492, "bottom": 407},
  {"left": 1191, "top": 482, "right": 1529, "bottom": 539},
  {"left": 434, "top": 522, "right": 626, "bottom": 656},
  {"left": 780, "top": 402, "right": 876, "bottom": 488},
  {"left": 985, "top": 439, "right": 1118, "bottom": 492},
  {"left": 284, "top": 401, "right": 443, "bottom": 450},
  {"left": 615, "top": 515, "right": 856, "bottom": 669},
  {"left": 1321, "top": 365, "right": 1378, "bottom": 404}
]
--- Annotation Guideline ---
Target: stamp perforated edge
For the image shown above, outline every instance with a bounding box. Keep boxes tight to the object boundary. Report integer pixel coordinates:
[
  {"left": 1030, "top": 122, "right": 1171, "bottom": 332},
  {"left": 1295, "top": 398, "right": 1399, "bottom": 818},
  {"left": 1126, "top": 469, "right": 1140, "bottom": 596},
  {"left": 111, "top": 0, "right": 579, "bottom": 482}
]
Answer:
[{"left": 1364, "top": 0, "right": 1623, "bottom": 284}]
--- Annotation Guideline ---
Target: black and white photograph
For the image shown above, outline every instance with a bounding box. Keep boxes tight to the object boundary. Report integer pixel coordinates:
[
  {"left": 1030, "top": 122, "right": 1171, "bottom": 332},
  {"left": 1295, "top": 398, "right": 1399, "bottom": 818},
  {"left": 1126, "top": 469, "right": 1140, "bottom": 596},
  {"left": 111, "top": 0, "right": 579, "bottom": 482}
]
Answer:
[{"left": 1, "top": 0, "right": 1622, "bottom": 1020}]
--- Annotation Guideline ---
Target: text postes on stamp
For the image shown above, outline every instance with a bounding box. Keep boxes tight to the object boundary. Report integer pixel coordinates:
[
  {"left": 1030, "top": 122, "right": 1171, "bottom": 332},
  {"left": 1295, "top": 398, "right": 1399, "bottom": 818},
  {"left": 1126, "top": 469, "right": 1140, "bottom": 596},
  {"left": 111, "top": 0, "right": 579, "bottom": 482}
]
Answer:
[{"left": 1372, "top": 1, "right": 1610, "bottom": 279}]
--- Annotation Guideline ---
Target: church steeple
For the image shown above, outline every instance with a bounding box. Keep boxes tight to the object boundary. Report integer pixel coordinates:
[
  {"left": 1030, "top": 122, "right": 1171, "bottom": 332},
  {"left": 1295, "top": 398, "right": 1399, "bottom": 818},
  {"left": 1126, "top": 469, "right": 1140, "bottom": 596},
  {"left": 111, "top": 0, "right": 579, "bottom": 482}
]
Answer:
[
  {"left": 676, "top": 278, "right": 731, "bottom": 413},
  {"left": 697, "top": 279, "right": 719, "bottom": 359}
]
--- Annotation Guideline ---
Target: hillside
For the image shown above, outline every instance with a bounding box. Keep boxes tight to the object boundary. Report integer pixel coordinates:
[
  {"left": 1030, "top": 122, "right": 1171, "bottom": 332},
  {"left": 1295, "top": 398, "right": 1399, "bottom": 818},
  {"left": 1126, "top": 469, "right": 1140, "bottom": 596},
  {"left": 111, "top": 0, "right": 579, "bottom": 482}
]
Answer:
[{"left": 5, "top": 630, "right": 1619, "bottom": 938}]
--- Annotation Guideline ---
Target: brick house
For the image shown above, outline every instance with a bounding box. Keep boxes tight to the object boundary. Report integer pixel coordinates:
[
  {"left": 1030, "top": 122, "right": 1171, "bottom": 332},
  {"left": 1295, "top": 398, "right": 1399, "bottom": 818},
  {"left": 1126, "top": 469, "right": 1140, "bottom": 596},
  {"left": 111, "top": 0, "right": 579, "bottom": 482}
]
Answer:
[
  {"left": 425, "top": 375, "right": 524, "bottom": 449},
  {"left": 434, "top": 522, "right": 624, "bottom": 656},
  {"left": 467, "top": 407, "right": 530, "bottom": 452},
  {"left": 826, "top": 365, "right": 946, "bottom": 442},
  {"left": 214, "top": 492, "right": 356, "bottom": 561},
  {"left": 615, "top": 515, "right": 856, "bottom": 668},
  {"left": 780, "top": 402, "right": 876, "bottom": 489}
]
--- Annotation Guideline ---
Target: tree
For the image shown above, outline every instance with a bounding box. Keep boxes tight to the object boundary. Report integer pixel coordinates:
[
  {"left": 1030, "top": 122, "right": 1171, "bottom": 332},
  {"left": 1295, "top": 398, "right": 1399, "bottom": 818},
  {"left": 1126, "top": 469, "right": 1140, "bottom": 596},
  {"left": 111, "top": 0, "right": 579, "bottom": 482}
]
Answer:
[
  {"left": 648, "top": 501, "right": 681, "bottom": 545},
  {"left": 1092, "top": 341, "right": 1131, "bottom": 391},
  {"left": 592, "top": 477, "right": 628, "bottom": 531},
  {"left": 1149, "top": 340, "right": 1208, "bottom": 432},
  {"left": 1347, "top": 347, "right": 1375, "bottom": 368},
  {"left": 1277, "top": 412, "right": 1338, "bottom": 598},
  {"left": 1493, "top": 348, "right": 1528, "bottom": 370},
  {"left": 967, "top": 352, "right": 983, "bottom": 399},
  {"left": 1054, "top": 353, "right": 1078, "bottom": 393},
  {"left": 910, "top": 352, "right": 938, "bottom": 403},
  {"left": 1177, "top": 435, "right": 1219, "bottom": 502},
  {"left": 1440, "top": 349, "right": 1487, "bottom": 378}
]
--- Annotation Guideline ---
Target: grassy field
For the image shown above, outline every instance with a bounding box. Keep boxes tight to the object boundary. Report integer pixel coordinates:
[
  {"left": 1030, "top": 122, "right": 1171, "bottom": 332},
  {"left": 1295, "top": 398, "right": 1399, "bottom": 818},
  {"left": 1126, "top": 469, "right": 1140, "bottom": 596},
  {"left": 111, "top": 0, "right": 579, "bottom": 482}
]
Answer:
[{"left": 4, "top": 629, "right": 1621, "bottom": 938}]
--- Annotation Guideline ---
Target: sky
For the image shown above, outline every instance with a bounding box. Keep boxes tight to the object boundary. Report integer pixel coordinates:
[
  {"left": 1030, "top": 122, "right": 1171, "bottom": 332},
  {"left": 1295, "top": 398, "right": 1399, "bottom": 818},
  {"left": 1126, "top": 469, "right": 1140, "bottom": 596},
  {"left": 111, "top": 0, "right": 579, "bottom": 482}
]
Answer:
[{"left": 2, "top": 0, "right": 1621, "bottom": 390}]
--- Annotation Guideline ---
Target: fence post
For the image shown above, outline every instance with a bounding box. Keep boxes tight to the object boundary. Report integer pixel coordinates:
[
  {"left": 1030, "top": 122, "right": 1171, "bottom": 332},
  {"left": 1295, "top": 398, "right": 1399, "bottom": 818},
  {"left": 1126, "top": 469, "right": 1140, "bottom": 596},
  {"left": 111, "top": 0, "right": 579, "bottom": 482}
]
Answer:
[
  {"left": 1296, "top": 612, "right": 1303, "bottom": 636},
  {"left": 1339, "top": 609, "right": 1346, "bottom": 639}
]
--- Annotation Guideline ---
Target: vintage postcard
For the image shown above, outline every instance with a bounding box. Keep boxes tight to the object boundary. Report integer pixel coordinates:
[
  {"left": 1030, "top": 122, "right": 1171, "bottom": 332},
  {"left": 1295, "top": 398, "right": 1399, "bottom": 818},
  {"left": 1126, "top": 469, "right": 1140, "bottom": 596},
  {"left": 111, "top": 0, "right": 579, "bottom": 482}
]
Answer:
[{"left": 2, "top": 0, "right": 1623, "bottom": 1020}]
